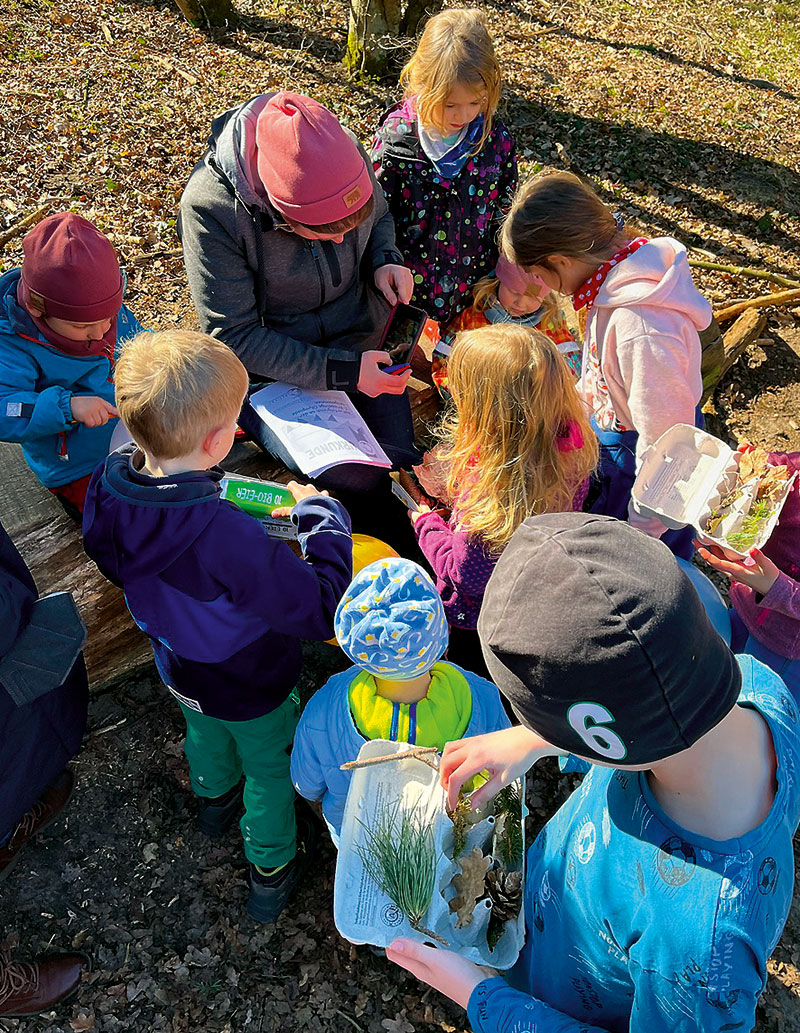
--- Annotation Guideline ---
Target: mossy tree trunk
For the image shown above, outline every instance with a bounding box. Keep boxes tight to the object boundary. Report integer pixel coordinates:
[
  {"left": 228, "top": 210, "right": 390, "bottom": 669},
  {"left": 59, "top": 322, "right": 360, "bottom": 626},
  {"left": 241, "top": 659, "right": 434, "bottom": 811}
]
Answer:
[
  {"left": 174, "top": 0, "right": 236, "bottom": 28},
  {"left": 344, "top": 0, "right": 443, "bottom": 78}
]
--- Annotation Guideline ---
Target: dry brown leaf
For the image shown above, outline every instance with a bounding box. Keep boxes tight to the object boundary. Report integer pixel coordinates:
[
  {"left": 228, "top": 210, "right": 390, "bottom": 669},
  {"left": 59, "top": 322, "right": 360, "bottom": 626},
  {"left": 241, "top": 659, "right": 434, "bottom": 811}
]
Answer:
[
  {"left": 70, "top": 1013, "right": 95, "bottom": 1033},
  {"left": 449, "top": 846, "right": 491, "bottom": 928}
]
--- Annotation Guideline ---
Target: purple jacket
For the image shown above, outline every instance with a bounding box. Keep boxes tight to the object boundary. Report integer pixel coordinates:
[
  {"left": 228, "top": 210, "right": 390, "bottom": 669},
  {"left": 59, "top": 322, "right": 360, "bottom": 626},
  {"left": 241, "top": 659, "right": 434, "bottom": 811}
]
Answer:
[
  {"left": 371, "top": 99, "right": 517, "bottom": 326},
  {"left": 83, "top": 444, "right": 352, "bottom": 720},
  {"left": 730, "top": 452, "right": 800, "bottom": 659},
  {"left": 415, "top": 476, "right": 590, "bottom": 631}
]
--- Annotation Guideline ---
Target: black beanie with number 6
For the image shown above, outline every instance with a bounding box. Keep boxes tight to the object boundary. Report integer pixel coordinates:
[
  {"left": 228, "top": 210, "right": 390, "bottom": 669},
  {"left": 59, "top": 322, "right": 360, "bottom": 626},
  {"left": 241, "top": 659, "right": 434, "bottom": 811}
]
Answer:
[{"left": 477, "top": 513, "right": 741, "bottom": 766}]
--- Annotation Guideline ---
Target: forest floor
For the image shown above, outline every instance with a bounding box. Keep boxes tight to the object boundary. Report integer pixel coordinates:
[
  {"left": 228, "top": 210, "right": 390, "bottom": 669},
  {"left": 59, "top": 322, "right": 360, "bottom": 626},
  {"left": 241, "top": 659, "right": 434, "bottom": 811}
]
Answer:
[{"left": 1, "top": 0, "right": 800, "bottom": 1029}]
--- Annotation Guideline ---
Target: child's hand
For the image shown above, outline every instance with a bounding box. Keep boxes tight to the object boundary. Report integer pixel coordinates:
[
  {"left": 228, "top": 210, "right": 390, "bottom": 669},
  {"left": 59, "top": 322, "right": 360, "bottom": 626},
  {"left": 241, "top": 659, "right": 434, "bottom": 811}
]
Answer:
[
  {"left": 357, "top": 352, "right": 411, "bottom": 397},
  {"left": 440, "top": 726, "right": 563, "bottom": 811},
  {"left": 375, "top": 263, "right": 413, "bottom": 306},
  {"left": 271, "top": 480, "right": 329, "bottom": 518},
  {"left": 386, "top": 939, "right": 492, "bottom": 1010},
  {"left": 413, "top": 449, "right": 448, "bottom": 500},
  {"left": 695, "top": 541, "right": 781, "bottom": 597},
  {"left": 70, "top": 395, "right": 118, "bottom": 427},
  {"left": 409, "top": 502, "right": 432, "bottom": 525}
]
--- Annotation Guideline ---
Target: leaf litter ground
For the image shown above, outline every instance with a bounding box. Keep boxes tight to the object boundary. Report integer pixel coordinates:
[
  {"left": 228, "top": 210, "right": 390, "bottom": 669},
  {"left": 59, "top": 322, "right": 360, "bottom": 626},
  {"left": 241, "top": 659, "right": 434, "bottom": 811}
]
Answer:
[{"left": 1, "top": 0, "right": 800, "bottom": 1029}]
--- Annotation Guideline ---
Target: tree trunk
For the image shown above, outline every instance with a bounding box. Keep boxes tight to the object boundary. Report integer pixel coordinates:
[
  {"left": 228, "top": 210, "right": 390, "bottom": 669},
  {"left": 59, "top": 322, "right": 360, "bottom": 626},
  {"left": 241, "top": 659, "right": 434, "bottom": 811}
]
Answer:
[
  {"left": 174, "top": 0, "right": 236, "bottom": 28},
  {"left": 345, "top": 0, "right": 442, "bottom": 78},
  {"left": 400, "top": 0, "right": 443, "bottom": 37}
]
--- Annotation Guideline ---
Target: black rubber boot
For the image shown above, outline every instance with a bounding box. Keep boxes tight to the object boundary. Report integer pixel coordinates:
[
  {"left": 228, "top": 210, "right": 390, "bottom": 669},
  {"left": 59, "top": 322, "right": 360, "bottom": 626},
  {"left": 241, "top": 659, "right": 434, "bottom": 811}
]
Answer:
[
  {"left": 196, "top": 782, "right": 243, "bottom": 838},
  {"left": 246, "top": 802, "right": 319, "bottom": 924}
]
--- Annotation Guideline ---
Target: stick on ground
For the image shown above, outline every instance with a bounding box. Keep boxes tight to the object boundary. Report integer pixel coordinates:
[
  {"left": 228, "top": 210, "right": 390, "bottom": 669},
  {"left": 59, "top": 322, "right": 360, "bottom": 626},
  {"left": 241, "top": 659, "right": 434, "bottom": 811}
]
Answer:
[
  {"left": 689, "top": 257, "right": 800, "bottom": 290},
  {"left": 714, "top": 288, "right": 800, "bottom": 323},
  {"left": 0, "top": 202, "right": 53, "bottom": 249}
]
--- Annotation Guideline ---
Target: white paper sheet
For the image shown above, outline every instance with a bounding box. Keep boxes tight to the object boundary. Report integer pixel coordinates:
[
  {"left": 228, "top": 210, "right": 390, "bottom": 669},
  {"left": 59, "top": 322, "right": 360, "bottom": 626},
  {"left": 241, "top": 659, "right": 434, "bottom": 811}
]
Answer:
[{"left": 250, "top": 383, "right": 390, "bottom": 478}]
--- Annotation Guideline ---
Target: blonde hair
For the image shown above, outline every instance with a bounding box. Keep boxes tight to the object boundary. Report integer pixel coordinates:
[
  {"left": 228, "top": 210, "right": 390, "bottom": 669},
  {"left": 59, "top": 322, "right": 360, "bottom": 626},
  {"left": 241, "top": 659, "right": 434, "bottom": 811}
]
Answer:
[
  {"left": 115, "top": 330, "right": 249, "bottom": 460},
  {"left": 400, "top": 9, "right": 501, "bottom": 153},
  {"left": 436, "top": 324, "right": 597, "bottom": 551},
  {"left": 470, "top": 273, "right": 558, "bottom": 321},
  {"left": 502, "top": 170, "right": 634, "bottom": 271}
]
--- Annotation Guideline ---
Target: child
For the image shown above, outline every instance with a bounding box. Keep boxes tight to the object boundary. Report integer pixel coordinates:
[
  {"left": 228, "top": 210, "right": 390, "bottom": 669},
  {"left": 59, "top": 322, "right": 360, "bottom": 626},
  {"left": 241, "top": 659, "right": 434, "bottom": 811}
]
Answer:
[
  {"left": 411, "top": 324, "right": 597, "bottom": 675},
  {"left": 371, "top": 9, "right": 517, "bottom": 327},
  {"left": 502, "top": 171, "right": 711, "bottom": 558},
  {"left": 290, "top": 557, "right": 510, "bottom": 845},
  {"left": 697, "top": 445, "right": 800, "bottom": 704},
  {"left": 81, "top": 329, "right": 353, "bottom": 923},
  {"left": 433, "top": 257, "right": 580, "bottom": 395},
  {"left": 0, "top": 212, "right": 144, "bottom": 518},
  {"left": 387, "top": 513, "right": 799, "bottom": 1033},
  {"left": 452, "top": 257, "right": 580, "bottom": 374}
]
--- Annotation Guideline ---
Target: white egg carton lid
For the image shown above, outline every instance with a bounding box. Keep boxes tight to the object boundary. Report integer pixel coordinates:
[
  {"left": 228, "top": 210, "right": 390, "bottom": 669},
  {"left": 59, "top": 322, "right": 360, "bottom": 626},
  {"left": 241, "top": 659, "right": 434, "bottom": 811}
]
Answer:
[{"left": 632, "top": 424, "right": 796, "bottom": 559}]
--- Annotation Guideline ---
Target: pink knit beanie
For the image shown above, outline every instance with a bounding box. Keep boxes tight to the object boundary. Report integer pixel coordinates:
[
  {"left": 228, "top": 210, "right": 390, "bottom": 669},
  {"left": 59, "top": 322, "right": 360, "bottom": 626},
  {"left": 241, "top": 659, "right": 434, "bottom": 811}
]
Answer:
[
  {"left": 495, "top": 256, "right": 548, "bottom": 302},
  {"left": 20, "top": 213, "right": 123, "bottom": 321},
  {"left": 256, "top": 92, "right": 373, "bottom": 226}
]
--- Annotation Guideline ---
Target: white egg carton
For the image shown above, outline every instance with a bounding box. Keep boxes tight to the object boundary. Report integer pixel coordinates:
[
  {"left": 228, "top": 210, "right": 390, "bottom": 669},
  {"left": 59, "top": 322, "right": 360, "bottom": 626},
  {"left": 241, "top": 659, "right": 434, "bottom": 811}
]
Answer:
[
  {"left": 333, "top": 739, "right": 525, "bottom": 968},
  {"left": 632, "top": 424, "right": 796, "bottom": 559}
]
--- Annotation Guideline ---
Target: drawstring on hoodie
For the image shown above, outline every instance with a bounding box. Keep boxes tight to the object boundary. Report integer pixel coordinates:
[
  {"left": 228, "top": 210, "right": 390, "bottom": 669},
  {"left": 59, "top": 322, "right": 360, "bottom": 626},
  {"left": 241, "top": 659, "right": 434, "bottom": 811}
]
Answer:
[
  {"left": 57, "top": 432, "right": 69, "bottom": 462},
  {"left": 255, "top": 213, "right": 270, "bottom": 327}
]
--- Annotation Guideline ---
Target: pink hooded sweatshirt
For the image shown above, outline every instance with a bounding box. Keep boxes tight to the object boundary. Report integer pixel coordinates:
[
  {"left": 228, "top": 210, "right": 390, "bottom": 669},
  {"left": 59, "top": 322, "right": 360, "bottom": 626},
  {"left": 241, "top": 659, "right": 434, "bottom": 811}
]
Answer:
[{"left": 579, "top": 237, "right": 711, "bottom": 534}]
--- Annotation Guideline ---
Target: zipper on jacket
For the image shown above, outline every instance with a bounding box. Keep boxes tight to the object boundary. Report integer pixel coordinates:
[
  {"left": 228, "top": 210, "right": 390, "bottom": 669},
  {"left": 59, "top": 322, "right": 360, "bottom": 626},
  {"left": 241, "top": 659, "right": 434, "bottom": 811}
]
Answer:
[{"left": 309, "top": 241, "right": 326, "bottom": 307}]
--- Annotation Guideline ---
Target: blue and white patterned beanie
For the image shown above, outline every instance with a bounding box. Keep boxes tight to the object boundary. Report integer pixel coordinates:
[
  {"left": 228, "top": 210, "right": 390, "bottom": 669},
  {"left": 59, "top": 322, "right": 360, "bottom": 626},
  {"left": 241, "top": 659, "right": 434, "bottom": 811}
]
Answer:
[{"left": 334, "top": 558, "right": 449, "bottom": 680}]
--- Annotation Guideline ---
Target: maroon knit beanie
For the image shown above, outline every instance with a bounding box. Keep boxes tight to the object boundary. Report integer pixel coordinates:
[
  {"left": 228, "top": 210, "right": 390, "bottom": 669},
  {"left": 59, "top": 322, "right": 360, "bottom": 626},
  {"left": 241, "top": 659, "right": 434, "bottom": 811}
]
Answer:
[
  {"left": 256, "top": 92, "right": 372, "bottom": 226},
  {"left": 20, "top": 213, "right": 123, "bottom": 322}
]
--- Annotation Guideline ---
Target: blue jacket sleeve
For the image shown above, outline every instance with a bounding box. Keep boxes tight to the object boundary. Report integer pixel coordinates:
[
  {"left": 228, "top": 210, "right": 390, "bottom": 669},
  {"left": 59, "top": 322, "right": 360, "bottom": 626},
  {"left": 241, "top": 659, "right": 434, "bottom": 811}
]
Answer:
[
  {"left": 468, "top": 935, "right": 764, "bottom": 1033},
  {"left": 209, "top": 495, "right": 353, "bottom": 641},
  {"left": 0, "top": 345, "right": 72, "bottom": 442},
  {"left": 290, "top": 696, "right": 329, "bottom": 804}
]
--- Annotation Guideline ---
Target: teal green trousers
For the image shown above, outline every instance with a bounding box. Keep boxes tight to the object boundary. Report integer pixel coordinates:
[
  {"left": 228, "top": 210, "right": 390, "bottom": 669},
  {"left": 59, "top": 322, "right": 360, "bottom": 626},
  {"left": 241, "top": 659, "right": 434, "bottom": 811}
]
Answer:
[{"left": 179, "top": 692, "right": 299, "bottom": 869}]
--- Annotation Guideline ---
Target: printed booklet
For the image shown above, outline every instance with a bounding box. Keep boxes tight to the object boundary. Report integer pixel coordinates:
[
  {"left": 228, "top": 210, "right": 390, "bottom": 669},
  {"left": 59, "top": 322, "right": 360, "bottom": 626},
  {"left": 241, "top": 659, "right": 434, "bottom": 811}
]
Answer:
[{"left": 249, "top": 383, "right": 391, "bottom": 478}]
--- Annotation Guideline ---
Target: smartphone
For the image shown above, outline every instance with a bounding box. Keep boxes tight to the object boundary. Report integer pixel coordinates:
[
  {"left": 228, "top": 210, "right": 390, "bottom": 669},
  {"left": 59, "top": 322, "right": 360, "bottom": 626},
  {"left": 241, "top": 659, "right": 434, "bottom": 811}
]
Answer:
[{"left": 379, "top": 302, "right": 428, "bottom": 375}]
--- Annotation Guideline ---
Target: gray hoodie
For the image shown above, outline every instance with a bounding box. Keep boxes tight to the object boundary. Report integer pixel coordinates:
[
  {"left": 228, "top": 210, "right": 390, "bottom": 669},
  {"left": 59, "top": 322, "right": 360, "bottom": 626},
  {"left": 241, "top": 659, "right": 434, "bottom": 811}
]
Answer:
[{"left": 179, "top": 96, "right": 403, "bottom": 392}]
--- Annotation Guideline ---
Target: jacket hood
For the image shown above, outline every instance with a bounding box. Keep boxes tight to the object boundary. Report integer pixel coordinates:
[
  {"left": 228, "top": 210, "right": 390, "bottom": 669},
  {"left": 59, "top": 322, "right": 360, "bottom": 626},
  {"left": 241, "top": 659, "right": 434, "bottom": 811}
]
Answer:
[
  {"left": 594, "top": 238, "right": 711, "bottom": 331},
  {"left": 205, "top": 95, "right": 279, "bottom": 216},
  {"left": 83, "top": 443, "right": 225, "bottom": 583},
  {"left": 0, "top": 268, "right": 41, "bottom": 338}
]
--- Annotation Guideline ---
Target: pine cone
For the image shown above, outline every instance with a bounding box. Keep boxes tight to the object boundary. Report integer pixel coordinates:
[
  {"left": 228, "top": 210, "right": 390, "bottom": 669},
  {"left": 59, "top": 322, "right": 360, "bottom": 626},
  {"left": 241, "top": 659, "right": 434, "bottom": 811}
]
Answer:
[{"left": 486, "top": 868, "right": 522, "bottom": 924}]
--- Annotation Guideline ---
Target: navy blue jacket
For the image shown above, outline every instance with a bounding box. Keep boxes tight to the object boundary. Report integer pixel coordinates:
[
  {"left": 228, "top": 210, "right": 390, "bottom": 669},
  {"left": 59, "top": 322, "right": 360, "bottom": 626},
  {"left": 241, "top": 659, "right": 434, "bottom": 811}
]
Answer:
[
  {"left": 0, "top": 519, "right": 88, "bottom": 837},
  {"left": 82, "top": 445, "right": 353, "bottom": 720}
]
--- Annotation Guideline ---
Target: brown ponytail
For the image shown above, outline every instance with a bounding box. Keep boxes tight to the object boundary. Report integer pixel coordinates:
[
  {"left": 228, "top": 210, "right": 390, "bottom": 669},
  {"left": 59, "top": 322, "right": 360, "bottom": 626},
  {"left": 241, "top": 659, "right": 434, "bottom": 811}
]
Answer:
[{"left": 501, "top": 171, "right": 631, "bottom": 271}]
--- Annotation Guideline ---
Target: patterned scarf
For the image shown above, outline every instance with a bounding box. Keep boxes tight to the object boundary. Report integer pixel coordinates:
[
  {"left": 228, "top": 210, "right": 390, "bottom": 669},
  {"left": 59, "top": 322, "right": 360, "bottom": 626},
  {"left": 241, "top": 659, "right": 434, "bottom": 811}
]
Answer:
[{"left": 572, "top": 237, "right": 649, "bottom": 311}]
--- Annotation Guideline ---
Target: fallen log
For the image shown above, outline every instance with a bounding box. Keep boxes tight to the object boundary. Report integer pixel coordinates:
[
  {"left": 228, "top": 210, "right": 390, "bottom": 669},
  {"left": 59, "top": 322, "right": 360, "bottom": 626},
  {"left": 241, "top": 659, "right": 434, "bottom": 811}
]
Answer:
[
  {"left": 689, "top": 258, "right": 800, "bottom": 291},
  {"left": 717, "top": 308, "right": 768, "bottom": 387}
]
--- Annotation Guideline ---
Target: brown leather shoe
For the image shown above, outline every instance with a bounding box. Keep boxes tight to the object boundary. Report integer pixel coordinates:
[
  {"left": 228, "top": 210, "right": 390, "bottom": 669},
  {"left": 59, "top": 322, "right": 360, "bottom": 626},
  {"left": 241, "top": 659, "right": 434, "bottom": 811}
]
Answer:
[
  {"left": 0, "top": 950, "right": 87, "bottom": 1017},
  {"left": 0, "top": 768, "right": 76, "bottom": 881}
]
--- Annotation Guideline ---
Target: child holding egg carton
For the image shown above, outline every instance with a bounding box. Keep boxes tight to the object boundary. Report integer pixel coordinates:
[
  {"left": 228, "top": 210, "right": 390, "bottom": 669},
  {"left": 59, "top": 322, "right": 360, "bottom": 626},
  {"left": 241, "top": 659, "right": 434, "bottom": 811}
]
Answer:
[
  {"left": 290, "top": 557, "right": 510, "bottom": 847},
  {"left": 698, "top": 444, "right": 800, "bottom": 704}
]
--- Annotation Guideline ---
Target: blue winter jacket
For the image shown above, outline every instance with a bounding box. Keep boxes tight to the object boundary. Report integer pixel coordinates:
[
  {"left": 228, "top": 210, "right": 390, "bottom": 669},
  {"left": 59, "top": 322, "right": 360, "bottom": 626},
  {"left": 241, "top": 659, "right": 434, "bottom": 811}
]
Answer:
[
  {"left": 0, "top": 268, "right": 144, "bottom": 487},
  {"left": 82, "top": 444, "right": 353, "bottom": 720},
  {"left": 291, "top": 662, "right": 511, "bottom": 844}
]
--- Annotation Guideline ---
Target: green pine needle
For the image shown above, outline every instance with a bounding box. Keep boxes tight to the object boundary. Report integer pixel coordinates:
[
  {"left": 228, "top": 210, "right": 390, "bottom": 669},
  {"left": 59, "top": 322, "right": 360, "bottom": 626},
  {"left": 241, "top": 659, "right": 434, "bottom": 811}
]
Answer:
[{"left": 356, "top": 802, "right": 437, "bottom": 929}]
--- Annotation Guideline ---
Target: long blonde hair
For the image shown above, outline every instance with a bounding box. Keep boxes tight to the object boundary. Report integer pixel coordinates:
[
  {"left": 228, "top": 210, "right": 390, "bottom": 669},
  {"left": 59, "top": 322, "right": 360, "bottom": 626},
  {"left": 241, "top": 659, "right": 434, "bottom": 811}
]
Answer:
[
  {"left": 437, "top": 324, "right": 597, "bottom": 551},
  {"left": 470, "top": 273, "right": 558, "bottom": 321},
  {"left": 400, "top": 9, "right": 501, "bottom": 153}
]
